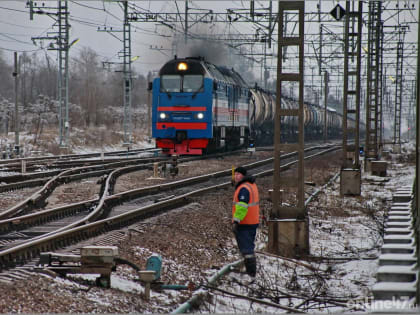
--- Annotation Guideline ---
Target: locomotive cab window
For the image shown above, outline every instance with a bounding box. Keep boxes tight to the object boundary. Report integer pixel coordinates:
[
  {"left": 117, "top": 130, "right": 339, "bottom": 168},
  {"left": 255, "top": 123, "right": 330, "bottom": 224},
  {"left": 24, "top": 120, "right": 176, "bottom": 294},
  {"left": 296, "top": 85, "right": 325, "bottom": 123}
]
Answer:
[
  {"left": 161, "top": 75, "right": 181, "bottom": 92},
  {"left": 183, "top": 75, "right": 203, "bottom": 92},
  {"left": 160, "top": 74, "right": 203, "bottom": 93}
]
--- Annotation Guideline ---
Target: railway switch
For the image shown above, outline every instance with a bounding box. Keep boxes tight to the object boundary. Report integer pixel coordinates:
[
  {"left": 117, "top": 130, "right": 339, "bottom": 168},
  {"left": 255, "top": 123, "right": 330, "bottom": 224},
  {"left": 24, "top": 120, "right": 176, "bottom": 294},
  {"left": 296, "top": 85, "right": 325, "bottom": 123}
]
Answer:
[
  {"left": 38, "top": 246, "right": 119, "bottom": 288},
  {"left": 80, "top": 246, "right": 118, "bottom": 265},
  {"left": 81, "top": 246, "right": 119, "bottom": 288}
]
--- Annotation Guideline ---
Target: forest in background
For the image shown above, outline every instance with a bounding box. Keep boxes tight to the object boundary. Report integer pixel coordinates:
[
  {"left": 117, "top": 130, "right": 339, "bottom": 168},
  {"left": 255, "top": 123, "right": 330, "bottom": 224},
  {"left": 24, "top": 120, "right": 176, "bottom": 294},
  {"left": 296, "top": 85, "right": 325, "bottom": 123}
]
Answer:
[
  {"left": 0, "top": 47, "right": 150, "bottom": 150},
  {"left": 0, "top": 45, "right": 346, "bottom": 154}
]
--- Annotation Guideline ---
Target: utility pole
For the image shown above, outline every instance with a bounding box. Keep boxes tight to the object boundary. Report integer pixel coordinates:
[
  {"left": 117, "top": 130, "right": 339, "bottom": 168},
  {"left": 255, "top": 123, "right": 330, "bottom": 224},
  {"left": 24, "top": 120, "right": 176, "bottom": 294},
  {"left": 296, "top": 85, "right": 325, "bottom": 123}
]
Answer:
[
  {"left": 123, "top": 1, "right": 132, "bottom": 146},
  {"left": 416, "top": 7, "right": 420, "bottom": 291},
  {"left": 364, "top": 1, "right": 382, "bottom": 166},
  {"left": 13, "top": 52, "right": 19, "bottom": 156},
  {"left": 394, "top": 27, "right": 406, "bottom": 152},
  {"left": 378, "top": 19, "right": 384, "bottom": 152},
  {"left": 29, "top": 0, "right": 71, "bottom": 149},
  {"left": 185, "top": 1, "right": 188, "bottom": 45},
  {"left": 61, "top": 2, "right": 70, "bottom": 148},
  {"left": 318, "top": 0, "right": 322, "bottom": 75},
  {"left": 340, "top": 0, "right": 363, "bottom": 196},
  {"left": 324, "top": 71, "right": 329, "bottom": 142},
  {"left": 269, "top": 1, "right": 307, "bottom": 258},
  {"left": 147, "top": 72, "right": 152, "bottom": 141},
  {"left": 100, "top": 2, "right": 134, "bottom": 146}
]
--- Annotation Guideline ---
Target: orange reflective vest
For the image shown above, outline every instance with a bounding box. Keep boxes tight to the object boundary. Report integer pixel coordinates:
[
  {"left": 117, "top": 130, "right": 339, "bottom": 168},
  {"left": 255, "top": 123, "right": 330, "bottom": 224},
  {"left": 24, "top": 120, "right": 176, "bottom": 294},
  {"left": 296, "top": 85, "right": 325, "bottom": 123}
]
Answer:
[{"left": 232, "top": 182, "right": 260, "bottom": 225}]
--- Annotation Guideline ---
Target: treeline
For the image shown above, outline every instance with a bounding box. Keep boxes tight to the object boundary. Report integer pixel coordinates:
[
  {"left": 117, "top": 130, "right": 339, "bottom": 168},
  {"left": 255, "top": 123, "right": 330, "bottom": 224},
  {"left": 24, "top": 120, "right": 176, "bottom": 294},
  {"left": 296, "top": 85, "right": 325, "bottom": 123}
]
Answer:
[{"left": 0, "top": 47, "right": 150, "bottom": 137}]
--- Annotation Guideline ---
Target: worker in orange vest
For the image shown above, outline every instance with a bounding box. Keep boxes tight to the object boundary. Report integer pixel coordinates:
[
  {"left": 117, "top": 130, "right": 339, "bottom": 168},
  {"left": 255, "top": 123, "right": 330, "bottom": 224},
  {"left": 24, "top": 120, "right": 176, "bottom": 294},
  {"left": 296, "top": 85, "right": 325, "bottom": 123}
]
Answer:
[{"left": 232, "top": 166, "right": 260, "bottom": 280}]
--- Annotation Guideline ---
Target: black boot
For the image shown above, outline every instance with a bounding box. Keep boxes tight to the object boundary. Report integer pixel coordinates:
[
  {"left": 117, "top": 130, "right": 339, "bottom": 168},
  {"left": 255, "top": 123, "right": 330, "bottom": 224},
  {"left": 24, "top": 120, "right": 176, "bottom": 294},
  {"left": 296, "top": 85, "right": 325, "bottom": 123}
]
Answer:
[{"left": 244, "top": 255, "right": 257, "bottom": 277}]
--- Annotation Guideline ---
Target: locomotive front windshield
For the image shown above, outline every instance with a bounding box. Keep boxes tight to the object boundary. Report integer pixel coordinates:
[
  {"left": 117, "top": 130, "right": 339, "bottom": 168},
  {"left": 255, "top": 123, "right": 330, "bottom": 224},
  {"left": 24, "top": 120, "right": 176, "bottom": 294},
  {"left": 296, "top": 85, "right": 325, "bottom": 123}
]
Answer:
[
  {"left": 161, "top": 75, "right": 181, "bottom": 92},
  {"left": 160, "top": 74, "right": 203, "bottom": 93}
]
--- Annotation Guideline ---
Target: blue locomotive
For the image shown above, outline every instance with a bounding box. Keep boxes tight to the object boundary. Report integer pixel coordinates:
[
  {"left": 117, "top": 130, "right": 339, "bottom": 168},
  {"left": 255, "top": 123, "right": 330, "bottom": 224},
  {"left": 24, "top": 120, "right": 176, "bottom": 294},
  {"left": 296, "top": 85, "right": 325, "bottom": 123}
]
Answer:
[{"left": 151, "top": 56, "right": 350, "bottom": 155}]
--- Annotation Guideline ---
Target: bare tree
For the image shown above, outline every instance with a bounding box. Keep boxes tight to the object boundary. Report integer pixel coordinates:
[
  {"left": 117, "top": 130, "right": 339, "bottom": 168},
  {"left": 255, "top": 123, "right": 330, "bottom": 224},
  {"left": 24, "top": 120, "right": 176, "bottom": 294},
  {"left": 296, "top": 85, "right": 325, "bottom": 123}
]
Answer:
[
  {"left": 0, "top": 97, "right": 13, "bottom": 135},
  {"left": 70, "top": 47, "right": 106, "bottom": 127},
  {"left": 0, "top": 51, "right": 14, "bottom": 100}
]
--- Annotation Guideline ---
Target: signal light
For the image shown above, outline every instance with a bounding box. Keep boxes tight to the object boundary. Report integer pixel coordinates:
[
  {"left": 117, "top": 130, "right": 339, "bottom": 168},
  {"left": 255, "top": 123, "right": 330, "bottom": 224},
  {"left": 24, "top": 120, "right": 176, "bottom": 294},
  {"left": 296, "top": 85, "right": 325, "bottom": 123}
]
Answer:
[{"left": 177, "top": 62, "right": 188, "bottom": 71}]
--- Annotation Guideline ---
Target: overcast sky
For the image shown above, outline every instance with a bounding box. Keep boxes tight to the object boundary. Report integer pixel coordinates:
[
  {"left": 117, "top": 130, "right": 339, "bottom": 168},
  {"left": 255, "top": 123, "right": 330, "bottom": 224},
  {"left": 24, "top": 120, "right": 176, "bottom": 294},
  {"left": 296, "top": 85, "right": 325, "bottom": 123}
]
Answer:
[
  {"left": 0, "top": 1, "right": 418, "bottom": 79},
  {"left": 0, "top": 1, "right": 263, "bottom": 74}
]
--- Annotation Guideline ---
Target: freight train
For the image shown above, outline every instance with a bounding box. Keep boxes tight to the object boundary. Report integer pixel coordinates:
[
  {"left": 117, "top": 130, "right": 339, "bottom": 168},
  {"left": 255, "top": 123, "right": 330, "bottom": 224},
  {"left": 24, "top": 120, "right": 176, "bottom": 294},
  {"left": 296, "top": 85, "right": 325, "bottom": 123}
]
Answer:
[{"left": 151, "top": 56, "right": 355, "bottom": 155}]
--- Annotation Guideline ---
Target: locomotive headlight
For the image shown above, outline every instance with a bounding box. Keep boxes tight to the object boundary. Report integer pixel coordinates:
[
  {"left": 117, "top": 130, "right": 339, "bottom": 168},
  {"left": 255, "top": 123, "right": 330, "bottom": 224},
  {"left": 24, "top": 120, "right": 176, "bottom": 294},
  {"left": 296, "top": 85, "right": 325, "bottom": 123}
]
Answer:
[
  {"left": 177, "top": 62, "right": 188, "bottom": 71},
  {"left": 197, "top": 112, "right": 204, "bottom": 119},
  {"left": 159, "top": 112, "right": 167, "bottom": 120}
]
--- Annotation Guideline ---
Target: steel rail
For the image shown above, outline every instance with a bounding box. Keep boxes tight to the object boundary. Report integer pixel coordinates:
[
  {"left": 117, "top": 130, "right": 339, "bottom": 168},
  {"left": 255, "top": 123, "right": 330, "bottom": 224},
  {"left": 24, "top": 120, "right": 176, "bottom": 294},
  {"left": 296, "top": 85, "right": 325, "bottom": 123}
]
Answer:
[
  {"left": 0, "top": 145, "right": 332, "bottom": 237},
  {"left": 0, "top": 156, "right": 169, "bottom": 220},
  {"left": 0, "top": 146, "right": 248, "bottom": 189},
  {"left": 0, "top": 147, "right": 158, "bottom": 166},
  {"left": 0, "top": 148, "right": 255, "bottom": 231},
  {"left": 0, "top": 169, "right": 110, "bottom": 194},
  {"left": 0, "top": 156, "right": 145, "bottom": 173},
  {"left": 0, "top": 146, "right": 339, "bottom": 271}
]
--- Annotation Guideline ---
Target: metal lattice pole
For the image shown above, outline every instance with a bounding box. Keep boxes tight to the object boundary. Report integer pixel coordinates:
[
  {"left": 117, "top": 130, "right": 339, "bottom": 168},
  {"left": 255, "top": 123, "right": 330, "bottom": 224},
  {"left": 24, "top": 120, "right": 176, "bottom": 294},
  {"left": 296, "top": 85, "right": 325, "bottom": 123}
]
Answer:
[
  {"left": 340, "top": 0, "right": 362, "bottom": 196},
  {"left": 364, "top": 1, "right": 382, "bottom": 164},
  {"left": 394, "top": 34, "right": 405, "bottom": 148},
  {"left": 123, "top": 1, "right": 132, "bottom": 146},
  {"left": 272, "top": 1, "right": 305, "bottom": 219},
  {"left": 57, "top": 1, "right": 69, "bottom": 148},
  {"left": 29, "top": 0, "right": 70, "bottom": 148}
]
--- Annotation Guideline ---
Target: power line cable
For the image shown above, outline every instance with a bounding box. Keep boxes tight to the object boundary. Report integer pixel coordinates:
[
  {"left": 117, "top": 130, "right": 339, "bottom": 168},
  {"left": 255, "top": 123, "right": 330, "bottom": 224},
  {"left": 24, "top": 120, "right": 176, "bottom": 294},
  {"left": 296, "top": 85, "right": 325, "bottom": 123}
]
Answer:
[
  {"left": 69, "top": 0, "right": 105, "bottom": 12},
  {"left": 0, "top": 20, "right": 46, "bottom": 30},
  {"left": 0, "top": 5, "right": 27, "bottom": 14},
  {"left": 0, "top": 33, "right": 34, "bottom": 45}
]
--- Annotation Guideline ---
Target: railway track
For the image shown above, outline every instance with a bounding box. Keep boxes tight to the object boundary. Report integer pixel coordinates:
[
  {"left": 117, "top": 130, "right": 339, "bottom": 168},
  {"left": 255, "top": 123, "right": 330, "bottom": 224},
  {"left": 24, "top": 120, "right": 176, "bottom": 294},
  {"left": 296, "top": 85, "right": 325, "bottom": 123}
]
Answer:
[
  {"left": 0, "top": 144, "right": 259, "bottom": 194},
  {"left": 0, "top": 144, "right": 339, "bottom": 273},
  {"left": 0, "top": 146, "right": 264, "bottom": 218},
  {"left": 0, "top": 147, "right": 159, "bottom": 166},
  {"left": 0, "top": 156, "right": 172, "bottom": 219},
  {"left": 0, "top": 147, "right": 160, "bottom": 173}
]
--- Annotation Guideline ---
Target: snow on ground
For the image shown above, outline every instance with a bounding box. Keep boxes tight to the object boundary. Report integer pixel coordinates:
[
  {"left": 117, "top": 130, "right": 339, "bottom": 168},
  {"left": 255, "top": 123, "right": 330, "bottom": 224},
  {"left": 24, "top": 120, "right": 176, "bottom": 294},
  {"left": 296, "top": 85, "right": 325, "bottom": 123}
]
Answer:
[
  {"left": 40, "top": 147, "right": 413, "bottom": 314},
  {"left": 0, "top": 143, "right": 416, "bottom": 313},
  {"left": 0, "top": 130, "right": 155, "bottom": 157},
  {"left": 71, "top": 139, "right": 155, "bottom": 155},
  {"left": 197, "top": 151, "right": 415, "bottom": 313}
]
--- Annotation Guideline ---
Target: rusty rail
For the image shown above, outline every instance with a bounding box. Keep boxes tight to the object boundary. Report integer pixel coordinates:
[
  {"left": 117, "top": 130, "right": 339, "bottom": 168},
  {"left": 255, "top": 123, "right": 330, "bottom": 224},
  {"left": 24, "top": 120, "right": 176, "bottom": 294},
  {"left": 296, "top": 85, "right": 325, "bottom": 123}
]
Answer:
[{"left": 0, "top": 145, "right": 339, "bottom": 271}]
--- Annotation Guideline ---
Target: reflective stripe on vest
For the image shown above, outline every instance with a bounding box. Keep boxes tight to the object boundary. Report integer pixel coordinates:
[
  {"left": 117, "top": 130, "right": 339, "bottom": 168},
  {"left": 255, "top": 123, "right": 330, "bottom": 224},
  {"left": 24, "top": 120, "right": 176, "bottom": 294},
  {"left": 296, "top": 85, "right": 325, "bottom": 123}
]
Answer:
[
  {"left": 233, "top": 202, "right": 259, "bottom": 207},
  {"left": 232, "top": 182, "right": 260, "bottom": 225}
]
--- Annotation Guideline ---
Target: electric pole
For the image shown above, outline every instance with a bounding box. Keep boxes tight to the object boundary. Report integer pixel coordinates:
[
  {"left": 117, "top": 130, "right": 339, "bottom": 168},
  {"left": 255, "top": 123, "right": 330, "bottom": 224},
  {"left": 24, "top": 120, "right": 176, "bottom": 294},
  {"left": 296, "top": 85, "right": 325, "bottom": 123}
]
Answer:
[
  {"left": 123, "top": 1, "right": 132, "bottom": 146},
  {"left": 185, "top": 1, "right": 188, "bottom": 45},
  {"left": 100, "top": 1, "right": 134, "bottom": 146},
  {"left": 13, "top": 52, "right": 19, "bottom": 155},
  {"left": 364, "top": 1, "right": 383, "bottom": 165},
  {"left": 394, "top": 27, "right": 406, "bottom": 152},
  {"left": 28, "top": 0, "right": 71, "bottom": 148},
  {"left": 324, "top": 71, "right": 329, "bottom": 142}
]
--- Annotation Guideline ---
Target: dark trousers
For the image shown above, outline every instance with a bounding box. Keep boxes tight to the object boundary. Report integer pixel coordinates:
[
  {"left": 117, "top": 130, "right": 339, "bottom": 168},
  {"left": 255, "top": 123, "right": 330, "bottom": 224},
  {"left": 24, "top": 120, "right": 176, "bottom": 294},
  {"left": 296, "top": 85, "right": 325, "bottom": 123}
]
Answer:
[
  {"left": 234, "top": 224, "right": 258, "bottom": 255},
  {"left": 234, "top": 224, "right": 258, "bottom": 277}
]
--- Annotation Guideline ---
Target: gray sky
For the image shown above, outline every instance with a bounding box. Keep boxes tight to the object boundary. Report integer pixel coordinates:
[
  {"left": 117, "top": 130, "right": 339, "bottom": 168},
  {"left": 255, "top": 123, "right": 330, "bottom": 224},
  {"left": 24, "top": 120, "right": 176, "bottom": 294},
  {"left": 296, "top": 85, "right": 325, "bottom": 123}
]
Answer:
[
  {"left": 0, "top": 1, "right": 263, "bottom": 74},
  {"left": 0, "top": 0, "right": 418, "bottom": 81}
]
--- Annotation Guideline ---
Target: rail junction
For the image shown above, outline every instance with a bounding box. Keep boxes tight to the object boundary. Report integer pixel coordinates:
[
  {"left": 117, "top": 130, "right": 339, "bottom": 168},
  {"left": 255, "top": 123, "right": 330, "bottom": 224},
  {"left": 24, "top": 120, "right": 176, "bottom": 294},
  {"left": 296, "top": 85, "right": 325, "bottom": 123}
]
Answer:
[{"left": 0, "top": 0, "right": 419, "bottom": 313}]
